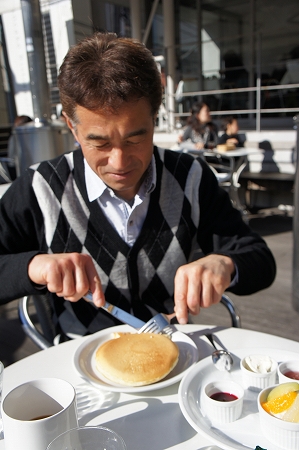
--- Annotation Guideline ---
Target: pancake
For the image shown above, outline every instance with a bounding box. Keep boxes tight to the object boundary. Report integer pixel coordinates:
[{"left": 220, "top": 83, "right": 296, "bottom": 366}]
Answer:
[{"left": 95, "top": 333, "right": 179, "bottom": 386}]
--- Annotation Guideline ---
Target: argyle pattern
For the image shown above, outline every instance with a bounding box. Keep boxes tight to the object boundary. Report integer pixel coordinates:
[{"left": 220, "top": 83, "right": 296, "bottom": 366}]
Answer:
[{"left": 30, "top": 148, "right": 202, "bottom": 337}]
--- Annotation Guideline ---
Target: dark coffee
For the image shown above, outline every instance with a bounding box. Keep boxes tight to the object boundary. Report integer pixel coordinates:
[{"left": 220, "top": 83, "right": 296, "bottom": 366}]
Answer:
[{"left": 210, "top": 392, "right": 238, "bottom": 402}]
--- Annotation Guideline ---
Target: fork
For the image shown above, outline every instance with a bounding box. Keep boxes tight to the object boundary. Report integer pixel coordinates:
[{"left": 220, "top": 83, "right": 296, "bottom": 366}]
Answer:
[{"left": 138, "top": 312, "right": 176, "bottom": 335}]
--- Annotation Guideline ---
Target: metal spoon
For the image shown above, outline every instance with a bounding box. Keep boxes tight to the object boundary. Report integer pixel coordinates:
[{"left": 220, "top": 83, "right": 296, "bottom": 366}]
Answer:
[{"left": 205, "top": 333, "right": 233, "bottom": 372}]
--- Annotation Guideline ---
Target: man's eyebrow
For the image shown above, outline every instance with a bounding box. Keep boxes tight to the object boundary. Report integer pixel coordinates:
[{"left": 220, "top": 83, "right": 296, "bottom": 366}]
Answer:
[
  {"left": 125, "top": 128, "right": 147, "bottom": 138},
  {"left": 86, "top": 134, "right": 106, "bottom": 141},
  {"left": 85, "top": 128, "right": 148, "bottom": 141}
]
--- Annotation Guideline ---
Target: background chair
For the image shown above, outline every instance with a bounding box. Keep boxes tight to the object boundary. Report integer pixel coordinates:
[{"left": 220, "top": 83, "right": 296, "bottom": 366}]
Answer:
[
  {"left": 18, "top": 292, "right": 241, "bottom": 350},
  {"left": 201, "top": 152, "right": 234, "bottom": 191},
  {"left": 178, "top": 148, "right": 234, "bottom": 192}
]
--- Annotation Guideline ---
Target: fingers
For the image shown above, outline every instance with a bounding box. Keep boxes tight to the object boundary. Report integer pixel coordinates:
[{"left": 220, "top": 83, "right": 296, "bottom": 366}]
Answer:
[
  {"left": 174, "top": 263, "right": 203, "bottom": 324},
  {"left": 86, "top": 272, "right": 105, "bottom": 308},
  {"left": 174, "top": 268, "right": 189, "bottom": 324},
  {"left": 28, "top": 253, "right": 105, "bottom": 304},
  {"left": 174, "top": 255, "right": 234, "bottom": 324}
]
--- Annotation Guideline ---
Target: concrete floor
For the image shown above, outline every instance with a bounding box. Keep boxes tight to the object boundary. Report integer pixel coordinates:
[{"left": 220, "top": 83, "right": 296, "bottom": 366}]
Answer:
[{"left": 0, "top": 210, "right": 298, "bottom": 368}]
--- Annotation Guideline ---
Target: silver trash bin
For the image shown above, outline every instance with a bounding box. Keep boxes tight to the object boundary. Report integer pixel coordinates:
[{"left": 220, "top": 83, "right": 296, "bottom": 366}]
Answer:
[{"left": 12, "top": 120, "right": 76, "bottom": 176}]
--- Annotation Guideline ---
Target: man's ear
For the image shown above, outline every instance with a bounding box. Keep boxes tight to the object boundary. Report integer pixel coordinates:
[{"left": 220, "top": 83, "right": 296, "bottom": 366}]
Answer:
[{"left": 63, "top": 112, "right": 79, "bottom": 141}]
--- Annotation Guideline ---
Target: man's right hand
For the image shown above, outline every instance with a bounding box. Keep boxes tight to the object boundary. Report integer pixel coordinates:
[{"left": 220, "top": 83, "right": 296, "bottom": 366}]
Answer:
[{"left": 28, "top": 253, "right": 105, "bottom": 306}]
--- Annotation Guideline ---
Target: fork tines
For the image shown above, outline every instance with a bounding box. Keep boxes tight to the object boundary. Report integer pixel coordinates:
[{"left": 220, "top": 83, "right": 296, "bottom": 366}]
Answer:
[{"left": 138, "top": 313, "right": 173, "bottom": 335}]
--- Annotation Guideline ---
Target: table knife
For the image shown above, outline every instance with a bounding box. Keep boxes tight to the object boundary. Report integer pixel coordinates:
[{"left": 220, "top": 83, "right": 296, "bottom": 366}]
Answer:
[{"left": 83, "top": 291, "right": 145, "bottom": 329}]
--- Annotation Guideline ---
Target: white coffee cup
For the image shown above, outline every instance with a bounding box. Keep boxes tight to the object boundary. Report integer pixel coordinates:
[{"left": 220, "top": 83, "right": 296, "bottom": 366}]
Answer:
[{"left": 2, "top": 378, "right": 78, "bottom": 450}]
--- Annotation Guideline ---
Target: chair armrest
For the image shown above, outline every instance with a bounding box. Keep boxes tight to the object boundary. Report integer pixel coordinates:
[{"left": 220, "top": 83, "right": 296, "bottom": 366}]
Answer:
[
  {"left": 221, "top": 294, "right": 241, "bottom": 328},
  {"left": 18, "top": 296, "right": 53, "bottom": 349}
]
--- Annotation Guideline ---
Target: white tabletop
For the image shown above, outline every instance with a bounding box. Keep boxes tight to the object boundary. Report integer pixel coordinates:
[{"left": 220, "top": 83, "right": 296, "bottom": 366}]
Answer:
[
  {"left": 1, "top": 325, "right": 299, "bottom": 450},
  {"left": 205, "top": 148, "right": 260, "bottom": 158}
]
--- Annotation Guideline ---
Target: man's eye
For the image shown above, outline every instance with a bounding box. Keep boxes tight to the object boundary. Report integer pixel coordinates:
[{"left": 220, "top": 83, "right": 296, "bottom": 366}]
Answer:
[
  {"left": 126, "top": 138, "right": 141, "bottom": 145},
  {"left": 95, "top": 142, "right": 109, "bottom": 149}
]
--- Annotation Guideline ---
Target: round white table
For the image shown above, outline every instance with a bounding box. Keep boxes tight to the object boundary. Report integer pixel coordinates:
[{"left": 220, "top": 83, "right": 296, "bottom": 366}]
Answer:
[{"left": 1, "top": 324, "right": 299, "bottom": 450}]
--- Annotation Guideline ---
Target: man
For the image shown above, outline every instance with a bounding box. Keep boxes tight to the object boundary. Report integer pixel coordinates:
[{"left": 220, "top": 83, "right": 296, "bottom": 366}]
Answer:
[{"left": 0, "top": 33, "right": 276, "bottom": 339}]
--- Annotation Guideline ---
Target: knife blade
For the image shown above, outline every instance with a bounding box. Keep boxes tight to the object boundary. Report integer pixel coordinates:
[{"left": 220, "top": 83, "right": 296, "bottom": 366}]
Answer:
[{"left": 83, "top": 291, "right": 145, "bottom": 329}]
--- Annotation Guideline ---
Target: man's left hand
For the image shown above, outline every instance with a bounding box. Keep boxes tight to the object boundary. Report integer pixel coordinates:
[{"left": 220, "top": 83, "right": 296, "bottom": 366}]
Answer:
[{"left": 174, "top": 254, "right": 235, "bottom": 324}]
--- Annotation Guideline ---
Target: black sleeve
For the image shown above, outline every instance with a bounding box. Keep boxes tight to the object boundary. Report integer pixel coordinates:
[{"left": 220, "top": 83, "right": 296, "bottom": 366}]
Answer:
[
  {"left": 0, "top": 171, "right": 47, "bottom": 303},
  {"left": 196, "top": 158, "right": 276, "bottom": 295},
  {"left": 218, "top": 133, "right": 228, "bottom": 144}
]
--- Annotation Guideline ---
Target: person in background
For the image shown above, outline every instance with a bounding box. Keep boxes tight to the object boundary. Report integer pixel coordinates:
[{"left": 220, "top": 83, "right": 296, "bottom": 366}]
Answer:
[
  {"left": 0, "top": 32, "right": 275, "bottom": 341},
  {"left": 178, "top": 101, "right": 218, "bottom": 150},
  {"left": 218, "top": 116, "right": 245, "bottom": 148}
]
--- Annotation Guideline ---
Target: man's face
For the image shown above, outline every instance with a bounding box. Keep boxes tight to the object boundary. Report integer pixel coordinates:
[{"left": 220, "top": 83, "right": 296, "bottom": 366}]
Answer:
[{"left": 66, "top": 99, "right": 155, "bottom": 201}]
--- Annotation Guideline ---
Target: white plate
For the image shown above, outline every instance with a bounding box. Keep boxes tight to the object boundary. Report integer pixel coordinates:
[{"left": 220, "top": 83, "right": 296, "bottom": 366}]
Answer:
[
  {"left": 178, "top": 347, "right": 299, "bottom": 450},
  {"left": 73, "top": 324, "right": 199, "bottom": 393}
]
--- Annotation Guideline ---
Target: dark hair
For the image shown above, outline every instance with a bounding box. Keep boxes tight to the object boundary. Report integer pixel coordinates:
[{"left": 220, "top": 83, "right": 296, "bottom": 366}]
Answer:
[
  {"left": 221, "top": 115, "right": 237, "bottom": 132},
  {"left": 186, "top": 101, "right": 210, "bottom": 133},
  {"left": 58, "top": 32, "right": 162, "bottom": 122}
]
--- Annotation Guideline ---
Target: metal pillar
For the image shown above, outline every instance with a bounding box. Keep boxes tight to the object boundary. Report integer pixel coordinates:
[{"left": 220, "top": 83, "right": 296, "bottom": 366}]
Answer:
[
  {"left": 196, "top": 0, "right": 203, "bottom": 93},
  {"left": 20, "top": 0, "right": 51, "bottom": 122},
  {"left": 12, "top": 0, "right": 75, "bottom": 175},
  {"left": 163, "top": 0, "right": 176, "bottom": 131},
  {"left": 0, "top": 17, "right": 17, "bottom": 123},
  {"left": 142, "top": 0, "right": 159, "bottom": 45},
  {"left": 130, "top": 0, "right": 142, "bottom": 41},
  {"left": 292, "top": 115, "right": 299, "bottom": 312}
]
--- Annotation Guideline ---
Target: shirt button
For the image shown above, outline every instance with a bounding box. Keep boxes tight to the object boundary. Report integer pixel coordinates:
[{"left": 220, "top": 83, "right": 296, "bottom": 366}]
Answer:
[{"left": 129, "top": 220, "right": 133, "bottom": 226}]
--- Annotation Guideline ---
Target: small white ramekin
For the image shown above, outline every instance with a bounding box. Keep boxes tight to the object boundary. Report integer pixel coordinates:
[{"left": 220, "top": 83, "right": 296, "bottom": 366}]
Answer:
[
  {"left": 278, "top": 360, "right": 299, "bottom": 384},
  {"left": 202, "top": 380, "right": 244, "bottom": 424},
  {"left": 240, "top": 354, "right": 277, "bottom": 391},
  {"left": 258, "top": 385, "right": 299, "bottom": 450}
]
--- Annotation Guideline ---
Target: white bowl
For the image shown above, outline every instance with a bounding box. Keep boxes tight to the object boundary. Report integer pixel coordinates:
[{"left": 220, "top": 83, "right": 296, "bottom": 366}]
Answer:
[
  {"left": 240, "top": 354, "right": 277, "bottom": 391},
  {"left": 258, "top": 385, "right": 299, "bottom": 450},
  {"left": 202, "top": 380, "right": 244, "bottom": 424},
  {"left": 278, "top": 360, "right": 299, "bottom": 384}
]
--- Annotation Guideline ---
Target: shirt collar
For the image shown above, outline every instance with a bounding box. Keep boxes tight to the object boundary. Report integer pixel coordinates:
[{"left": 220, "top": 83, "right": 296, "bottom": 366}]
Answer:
[{"left": 84, "top": 155, "right": 156, "bottom": 202}]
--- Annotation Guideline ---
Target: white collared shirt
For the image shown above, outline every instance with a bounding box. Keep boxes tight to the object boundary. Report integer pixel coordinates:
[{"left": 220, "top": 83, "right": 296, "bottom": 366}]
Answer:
[{"left": 84, "top": 157, "right": 156, "bottom": 246}]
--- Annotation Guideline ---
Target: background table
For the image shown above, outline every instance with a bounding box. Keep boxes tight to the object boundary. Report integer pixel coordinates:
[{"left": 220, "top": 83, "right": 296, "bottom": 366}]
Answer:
[
  {"left": 203, "top": 148, "right": 259, "bottom": 213},
  {"left": 1, "top": 324, "right": 299, "bottom": 450}
]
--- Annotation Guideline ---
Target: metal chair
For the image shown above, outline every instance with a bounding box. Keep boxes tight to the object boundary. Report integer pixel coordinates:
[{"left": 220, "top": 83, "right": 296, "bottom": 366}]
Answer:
[
  {"left": 18, "top": 292, "right": 241, "bottom": 350},
  {"left": 18, "top": 294, "right": 57, "bottom": 350},
  {"left": 201, "top": 152, "right": 234, "bottom": 191},
  {"left": 178, "top": 147, "right": 234, "bottom": 192}
]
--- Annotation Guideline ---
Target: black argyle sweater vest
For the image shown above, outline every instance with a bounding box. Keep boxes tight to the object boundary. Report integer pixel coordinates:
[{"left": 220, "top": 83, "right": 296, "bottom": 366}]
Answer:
[{"left": 31, "top": 147, "right": 202, "bottom": 336}]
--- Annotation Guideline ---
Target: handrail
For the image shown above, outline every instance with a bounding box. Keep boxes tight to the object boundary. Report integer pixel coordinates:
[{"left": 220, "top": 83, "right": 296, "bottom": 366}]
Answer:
[{"left": 168, "top": 82, "right": 299, "bottom": 131}]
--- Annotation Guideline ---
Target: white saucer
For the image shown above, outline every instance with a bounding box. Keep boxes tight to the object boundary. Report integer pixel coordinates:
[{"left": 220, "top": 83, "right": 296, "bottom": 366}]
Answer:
[
  {"left": 178, "top": 347, "right": 299, "bottom": 450},
  {"left": 73, "top": 324, "right": 199, "bottom": 393}
]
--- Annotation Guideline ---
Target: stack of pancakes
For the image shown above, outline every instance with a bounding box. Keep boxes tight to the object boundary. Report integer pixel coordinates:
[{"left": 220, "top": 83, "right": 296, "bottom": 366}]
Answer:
[{"left": 95, "top": 333, "right": 179, "bottom": 386}]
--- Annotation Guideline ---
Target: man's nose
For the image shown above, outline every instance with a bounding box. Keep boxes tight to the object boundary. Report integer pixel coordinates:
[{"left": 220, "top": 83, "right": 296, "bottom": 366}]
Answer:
[{"left": 109, "top": 147, "right": 129, "bottom": 169}]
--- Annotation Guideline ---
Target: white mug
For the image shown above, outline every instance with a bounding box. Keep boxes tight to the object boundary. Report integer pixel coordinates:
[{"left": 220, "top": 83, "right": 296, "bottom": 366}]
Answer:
[{"left": 2, "top": 378, "right": 78, "bottom": 450}]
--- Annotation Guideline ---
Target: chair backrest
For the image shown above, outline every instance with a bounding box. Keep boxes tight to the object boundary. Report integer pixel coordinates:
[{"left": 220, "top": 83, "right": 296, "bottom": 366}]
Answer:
[{"left": 18, "top": 293, "right": 241, "bottom": 349}]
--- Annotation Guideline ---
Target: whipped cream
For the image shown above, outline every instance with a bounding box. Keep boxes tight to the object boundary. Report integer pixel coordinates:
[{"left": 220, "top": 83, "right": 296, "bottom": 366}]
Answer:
[{"left": 244, "top": 355, "right": 275, "bottom": 373}]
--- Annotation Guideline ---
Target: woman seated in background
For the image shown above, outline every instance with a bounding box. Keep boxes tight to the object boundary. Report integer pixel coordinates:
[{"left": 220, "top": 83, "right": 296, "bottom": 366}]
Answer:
[
  {"left": 178, "top": 101, "right": 218, "bottom": 150},
  {"left": 218, "top": 116, "right": 245, "bottom": 148}
]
